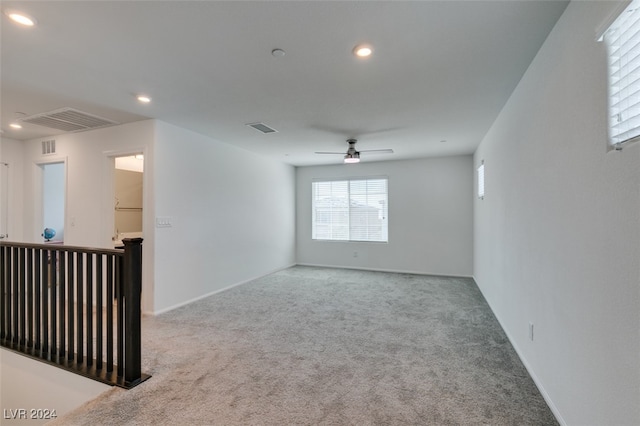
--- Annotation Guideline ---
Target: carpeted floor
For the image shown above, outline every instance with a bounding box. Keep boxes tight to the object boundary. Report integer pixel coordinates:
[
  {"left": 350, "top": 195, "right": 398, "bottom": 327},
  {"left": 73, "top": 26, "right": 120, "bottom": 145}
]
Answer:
[{"left": 51, "top": 266, "right": 558, "bottom": 425}]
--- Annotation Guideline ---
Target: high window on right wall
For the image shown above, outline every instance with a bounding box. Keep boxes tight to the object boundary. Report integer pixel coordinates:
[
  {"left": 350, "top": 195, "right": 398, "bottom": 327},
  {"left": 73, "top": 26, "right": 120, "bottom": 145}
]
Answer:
[
  {"left": 601, "top": 0, "right": 640, "bottom": 150},
  {"left": 477, "top": 160, "right": 485, "bottom": 200}
]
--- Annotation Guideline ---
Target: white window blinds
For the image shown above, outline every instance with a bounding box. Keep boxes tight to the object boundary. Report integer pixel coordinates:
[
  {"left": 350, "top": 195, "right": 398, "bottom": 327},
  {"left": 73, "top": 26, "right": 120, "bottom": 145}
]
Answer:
[
  {"left": 312, "top": 178, "right": 388, "bottom": 242},
  {"left": 604, "top": 0, "right": 640, "bottom": 148}
]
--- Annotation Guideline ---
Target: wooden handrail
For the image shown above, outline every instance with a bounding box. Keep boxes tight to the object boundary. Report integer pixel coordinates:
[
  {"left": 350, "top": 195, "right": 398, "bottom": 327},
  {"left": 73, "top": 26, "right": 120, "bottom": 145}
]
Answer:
[{"left": 3, "top": 240, "right": 124, "bottom": 256}]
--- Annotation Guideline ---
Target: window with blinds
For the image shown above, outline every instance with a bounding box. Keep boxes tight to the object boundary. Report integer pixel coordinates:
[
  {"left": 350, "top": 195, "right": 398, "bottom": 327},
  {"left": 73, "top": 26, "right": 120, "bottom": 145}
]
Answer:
[
  {"left": 603, "top": 0, "right": 640, "bottom": 149},
  {"left": 312, "top": 178, "right": 388, "bottom": 242}
]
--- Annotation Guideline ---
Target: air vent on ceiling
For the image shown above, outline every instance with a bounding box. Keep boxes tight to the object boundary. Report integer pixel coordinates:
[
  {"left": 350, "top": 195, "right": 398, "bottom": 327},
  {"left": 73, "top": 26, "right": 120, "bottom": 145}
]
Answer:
[
  {"left": 41, "top": 139, "right": 56, "bottom": 155},
  {"left": 246, "top": 122, "right": 278, "bottom": 134},
  {"left": 21, "top": 107, "right": 119, "bottom": 133}
]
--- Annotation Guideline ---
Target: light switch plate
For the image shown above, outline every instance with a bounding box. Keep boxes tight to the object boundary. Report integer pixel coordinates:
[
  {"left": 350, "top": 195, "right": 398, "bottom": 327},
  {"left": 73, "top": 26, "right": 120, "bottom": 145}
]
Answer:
[{"left": 155, "top": 216, "right": 172, "bottom": 228}]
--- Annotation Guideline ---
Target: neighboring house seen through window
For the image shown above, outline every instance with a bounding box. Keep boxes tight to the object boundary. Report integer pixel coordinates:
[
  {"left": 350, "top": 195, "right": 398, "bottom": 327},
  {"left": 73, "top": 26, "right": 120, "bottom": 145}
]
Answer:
[{"left": 312, "top": 178, "right": 388, "bottom": 242}]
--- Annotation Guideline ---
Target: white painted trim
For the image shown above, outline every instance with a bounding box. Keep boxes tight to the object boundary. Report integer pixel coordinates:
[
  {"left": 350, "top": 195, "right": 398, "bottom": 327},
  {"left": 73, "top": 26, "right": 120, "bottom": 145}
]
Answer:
[
  {"left": 34, "top": 155, "right": 68, "bottom": 166},
  {"left": 102, "top": 147, "right": 146, "bottom": 159},
  {"left": 148, "top": 263, "right": 297, "bottom": 316},
  {"left": 148, "top": 262, "right": 472, "bottom": 315},
  {"left": 296, "top": 262, "right": 473, "bottom": 279},
  {"left": 471, "top": 275, "right": 566, "bottom": 426},
  {"left": 595, "top": 0, "right": 632, "bottom": 41}
]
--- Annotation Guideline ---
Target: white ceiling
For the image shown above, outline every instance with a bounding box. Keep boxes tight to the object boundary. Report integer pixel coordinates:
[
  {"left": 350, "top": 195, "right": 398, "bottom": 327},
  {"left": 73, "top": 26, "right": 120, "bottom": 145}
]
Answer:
[{"left": 1, "top": 1, "right": 569, "bottom": 166}]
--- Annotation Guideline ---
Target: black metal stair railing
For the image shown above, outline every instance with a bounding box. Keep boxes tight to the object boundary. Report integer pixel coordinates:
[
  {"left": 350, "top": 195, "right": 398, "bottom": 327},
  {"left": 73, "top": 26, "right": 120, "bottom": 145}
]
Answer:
[{"left": 0, "top": 238, "right": 150, "bottom": 389}]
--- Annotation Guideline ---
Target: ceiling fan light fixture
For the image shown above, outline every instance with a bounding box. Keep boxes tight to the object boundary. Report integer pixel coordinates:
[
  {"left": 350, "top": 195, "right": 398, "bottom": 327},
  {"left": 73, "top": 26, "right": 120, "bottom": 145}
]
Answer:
[{"left": 344, "top": 152, "right": 360, "bottom": 163}]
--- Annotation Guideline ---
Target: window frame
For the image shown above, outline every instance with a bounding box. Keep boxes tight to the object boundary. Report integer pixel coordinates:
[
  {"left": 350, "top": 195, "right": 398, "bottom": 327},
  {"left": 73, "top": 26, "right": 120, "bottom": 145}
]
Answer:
[
  {"left": 477, "top": 161, "right": 485, "bottom": 200},
  {"left": 311, "top": 176, "right": 389, "bottom": 243},
  {"left": 600, "top": 0, "right": 640, "bottom": 150}
]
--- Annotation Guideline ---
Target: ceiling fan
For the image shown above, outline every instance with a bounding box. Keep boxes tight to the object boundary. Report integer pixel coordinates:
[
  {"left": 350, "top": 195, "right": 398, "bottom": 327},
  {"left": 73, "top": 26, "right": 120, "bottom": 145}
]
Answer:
[{"left": 315, "top": 139, "right": 394, "bottom": 163}]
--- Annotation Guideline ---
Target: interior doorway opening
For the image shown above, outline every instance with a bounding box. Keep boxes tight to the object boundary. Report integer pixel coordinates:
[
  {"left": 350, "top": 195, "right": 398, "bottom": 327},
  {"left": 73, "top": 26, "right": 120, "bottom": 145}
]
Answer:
[
  {"left": 0, "top": 162, "right": 8, "bottom": 240},
  {"left": 113, "top": 154, "right": 144, "bottom": 248},
  {"left": 41, "top": 162, "right": 65, "bottom": 243}
]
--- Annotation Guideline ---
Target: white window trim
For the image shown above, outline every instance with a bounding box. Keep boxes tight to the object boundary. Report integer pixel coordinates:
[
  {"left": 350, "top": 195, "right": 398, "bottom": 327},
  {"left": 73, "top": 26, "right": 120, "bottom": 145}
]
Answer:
[
  {"left": 596, "top": 1, "right": 632, "bottom": 42},
  {"left": 311, "top": 176, "right": 389, "bottom": 243},
  {"left": 600, "top": 0, "right": 640, "bottom": 151}
]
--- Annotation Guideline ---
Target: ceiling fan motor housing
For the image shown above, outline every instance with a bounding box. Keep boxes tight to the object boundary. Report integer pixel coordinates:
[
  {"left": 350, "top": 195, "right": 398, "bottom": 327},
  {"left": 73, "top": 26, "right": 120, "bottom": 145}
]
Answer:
[{"left": 347, "top": 139, "right": 359, "bottom": 154}]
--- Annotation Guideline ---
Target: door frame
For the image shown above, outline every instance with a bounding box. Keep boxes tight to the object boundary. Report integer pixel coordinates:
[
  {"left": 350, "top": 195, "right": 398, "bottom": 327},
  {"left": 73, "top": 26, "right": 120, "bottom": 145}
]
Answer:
[
  {"left": 102, "top": 148, "right": 146, "bottom": 248},
  {"left": 0, "top": 161, "right": 9, "bottom": 240},
  {"left": 33, "top": 156, "right": 68, "bottom": 243},
  {"left": 102, "top": 147, "right": 153, "bottom": 313}
]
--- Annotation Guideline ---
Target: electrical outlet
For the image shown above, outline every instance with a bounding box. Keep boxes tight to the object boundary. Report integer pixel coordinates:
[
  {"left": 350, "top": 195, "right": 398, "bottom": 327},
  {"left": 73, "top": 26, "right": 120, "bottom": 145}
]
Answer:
[
  {"left": 528, "top": 322, "right": 534, "bottom": 341},
  {"left": 353, "top": 251, "right": 358, "bottom": 258}
]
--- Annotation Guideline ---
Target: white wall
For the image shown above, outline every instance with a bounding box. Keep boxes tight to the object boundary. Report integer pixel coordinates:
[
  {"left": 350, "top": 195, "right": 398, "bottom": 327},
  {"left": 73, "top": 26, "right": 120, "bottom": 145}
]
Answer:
[
  {"left": 0, "top": 137, "right": 25, "bottom": 241},
  {"left": 152, "top": 121, "right": 296, "bottom": 313},
  {"left": 296, "top": 156, "right": 473, "bottom": 276},
  {"left": 21, "top": 121, "right": 154, "bottom": 247},
  {"left": 473, "top": 2, "right": 640, "bottom": 425},
  {"left": 0, "top": 348, "right": 110, "bottom": 426},
  {"left": 20, "top": 120, "right": 156, "bottom": 312}
]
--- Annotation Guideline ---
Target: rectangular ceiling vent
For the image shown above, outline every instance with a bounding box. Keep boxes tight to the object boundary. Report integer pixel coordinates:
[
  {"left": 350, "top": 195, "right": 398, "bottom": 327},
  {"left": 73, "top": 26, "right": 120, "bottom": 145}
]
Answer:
[
  {"left": 246, "top": 122, "right": 278, "bottom": 134},
  {"left": 21, "top": 107, "right": 119, "bottom": 133}
]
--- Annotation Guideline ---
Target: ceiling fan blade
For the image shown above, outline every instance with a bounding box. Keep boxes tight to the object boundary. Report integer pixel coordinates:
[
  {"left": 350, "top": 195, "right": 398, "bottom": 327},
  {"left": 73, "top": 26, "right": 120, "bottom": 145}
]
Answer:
[
  {"left": 359, "top": 149, "right": 394, "bottom": 154},
  {"left": 314, "top": 151, "right": 345, "bottom": 155}
]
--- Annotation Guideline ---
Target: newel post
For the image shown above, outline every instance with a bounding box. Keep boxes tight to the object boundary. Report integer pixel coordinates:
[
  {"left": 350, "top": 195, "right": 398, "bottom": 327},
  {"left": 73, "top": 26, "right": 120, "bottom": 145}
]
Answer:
[{"left": 122, "top": 237, "right": 143, "bottom": 387}]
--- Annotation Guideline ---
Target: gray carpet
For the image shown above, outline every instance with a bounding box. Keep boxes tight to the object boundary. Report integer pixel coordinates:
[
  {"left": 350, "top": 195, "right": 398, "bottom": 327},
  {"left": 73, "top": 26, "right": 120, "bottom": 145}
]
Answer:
[{"left": 51, "top": 266, "right": 557, "bottom": 425}]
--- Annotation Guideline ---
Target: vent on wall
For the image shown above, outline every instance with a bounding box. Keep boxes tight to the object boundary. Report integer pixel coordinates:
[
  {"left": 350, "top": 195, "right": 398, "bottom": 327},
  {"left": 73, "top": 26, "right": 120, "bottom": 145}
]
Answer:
[
  {"left": 41, "top": 139, "right": 56, "bottom": 155},
  {"left": 21, "top": 107, "right": 119, "bottom": 133}
]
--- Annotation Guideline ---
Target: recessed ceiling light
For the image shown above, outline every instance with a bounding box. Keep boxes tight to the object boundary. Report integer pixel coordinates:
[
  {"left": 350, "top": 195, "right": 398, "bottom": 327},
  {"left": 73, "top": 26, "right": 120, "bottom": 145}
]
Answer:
[
  {"left": 353, "top": 44, "right": 373, "bottom": 58},
  {"left": 137, "top": 95, "right": 151, "bottom": 103},
  {"left": 5, "top": 10, "right": 36, "bottom": 27},
  {"left": 9, "top": 123, "right": 23, "bottom": 129}
]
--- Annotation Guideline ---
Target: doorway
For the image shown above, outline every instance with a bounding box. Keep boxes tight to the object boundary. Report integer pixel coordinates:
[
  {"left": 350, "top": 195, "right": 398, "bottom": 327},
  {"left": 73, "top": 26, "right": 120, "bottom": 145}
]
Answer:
[
  {"left": 113, "top": 154, "right": 144, "bottom": 247},
  {"left": 0, "top": 162, "right": 8, "bottom": 240},
  {"left": 41, "top": 162, "right": 65, "bottom": 243}
]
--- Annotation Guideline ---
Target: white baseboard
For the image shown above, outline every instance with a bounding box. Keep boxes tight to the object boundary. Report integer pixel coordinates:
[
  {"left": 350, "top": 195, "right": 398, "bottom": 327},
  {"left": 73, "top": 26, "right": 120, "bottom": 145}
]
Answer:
[
  {"left": 149, "top": 263, "right": 296, "bottom": 316},
  {"left": 471, "top": 275, "right": 566, "bottom": 426},
  {"left": 147, "top": 263, "right": 469, "bottom": 316},
  {"left": 296, "top": 262, "right": 473, "bottom": 279}
]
